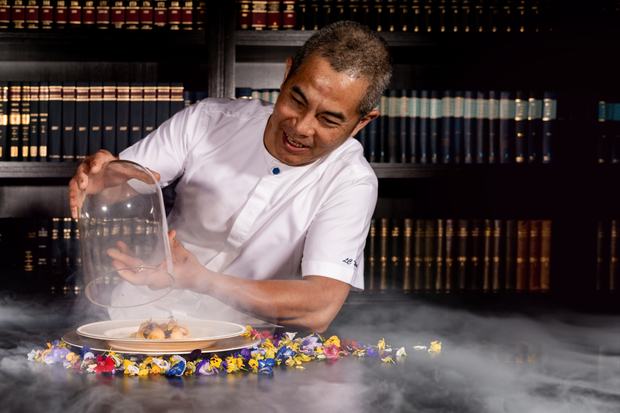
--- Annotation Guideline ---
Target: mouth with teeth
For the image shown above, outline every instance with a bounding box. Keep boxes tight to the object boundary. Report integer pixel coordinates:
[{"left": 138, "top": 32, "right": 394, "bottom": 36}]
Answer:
[{"left": 283, "top": 131, "right": 308, "bottom": 151}]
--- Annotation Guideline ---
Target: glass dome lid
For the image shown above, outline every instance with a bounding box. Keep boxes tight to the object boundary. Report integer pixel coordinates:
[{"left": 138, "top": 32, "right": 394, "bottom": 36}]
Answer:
[{"left": 77, "top": 160, "right": 175, "bottom": 308}]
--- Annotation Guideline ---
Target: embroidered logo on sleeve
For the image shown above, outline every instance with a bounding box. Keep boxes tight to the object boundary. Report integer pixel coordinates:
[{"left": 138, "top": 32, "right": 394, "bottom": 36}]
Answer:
[{"left": 342, "top": 258, "right": 358, "bottom": 268}]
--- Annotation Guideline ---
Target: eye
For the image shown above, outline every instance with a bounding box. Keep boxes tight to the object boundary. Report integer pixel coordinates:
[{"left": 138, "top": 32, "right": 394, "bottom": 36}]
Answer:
[{"left": 291, "top": 96, "right": 302, "bottom": 106}]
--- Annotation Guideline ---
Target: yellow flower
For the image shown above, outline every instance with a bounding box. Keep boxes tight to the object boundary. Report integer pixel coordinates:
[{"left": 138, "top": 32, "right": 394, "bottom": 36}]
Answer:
[
  {"left": 265, "top": 349, "right": 275, "bottom": 359},
  {"left": 248, "top": 359, "right": 259, "bottom": 372},
  {"left": 251, "top": 353, "right": 264, "bottom": 361},
  {"left": 323, "top": 336, "right": 341, "bottom": 348},
  {"left": 150, "top": 364, "right": 161, "bottom": 375},
  {"left": 297, "top": 353, "right": 313, "bottom": 362},
  {"left": 290, "top": 342, "right": 300, "bottom": 352},
  {"left": 262, "top": 339, "right": 275, "bottom": 350},
  {"left": 210, "top": 355, "right": 222, "bottom": 369},
  {"left": 185, "top": 361, "right": 196, "bottom": 376},
  {"left": 377, "top": 338, "right": 386, "bottom": 351},
  {"left": 143, "top": 356, "right": 154, "bottom": 365},
  {"left": 241, "top": 326, "right": 253, "bottom": 338},
  {"left": 429, "top": 341, "right": 442, "bottom": 354},
  {"left": 138, "top": 368, "right": 149, "bottom": 376},
  {"left": 285, "top": 357, "right": 296, "bottom": 366}
]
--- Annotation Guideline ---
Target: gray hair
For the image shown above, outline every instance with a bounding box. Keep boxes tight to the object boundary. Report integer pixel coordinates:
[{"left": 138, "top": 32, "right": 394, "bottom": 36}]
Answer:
[{"left": 287, "top": 20, "right": 393, "bottom": 119}]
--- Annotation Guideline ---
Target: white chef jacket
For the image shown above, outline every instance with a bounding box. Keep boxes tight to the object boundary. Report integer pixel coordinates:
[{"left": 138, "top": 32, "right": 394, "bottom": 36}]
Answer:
[{"left": 113, "top": 98, "right": 377, "bottom": 323}]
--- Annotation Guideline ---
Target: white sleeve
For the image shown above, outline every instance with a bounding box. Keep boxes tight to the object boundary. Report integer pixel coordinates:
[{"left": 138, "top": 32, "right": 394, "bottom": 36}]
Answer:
[
  {"left": 119, "top": 102, "right": 208, "bottom": 187},
  {"left": 301, "top": 174, "right": 378, "bottom": 290}
]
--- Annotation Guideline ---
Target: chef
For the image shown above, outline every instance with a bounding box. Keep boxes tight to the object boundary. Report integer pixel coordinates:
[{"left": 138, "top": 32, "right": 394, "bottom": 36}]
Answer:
[{"left": 69, "top": 21, "right": 392, "bottom": 333}]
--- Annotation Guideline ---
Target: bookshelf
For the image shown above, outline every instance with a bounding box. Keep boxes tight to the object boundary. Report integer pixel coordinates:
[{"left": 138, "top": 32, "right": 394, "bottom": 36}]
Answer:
[{"left": 0, "top": 2, "right": 618, "bottom": 310}]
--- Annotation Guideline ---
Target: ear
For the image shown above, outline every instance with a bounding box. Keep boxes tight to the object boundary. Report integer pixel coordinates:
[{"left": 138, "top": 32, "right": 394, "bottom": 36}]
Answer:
[
  {"left": 281, "top": 57, "right": 294, "bottom": 91},
  {"left": 350, "top": 110, "right": 380, "bottom": 137}
]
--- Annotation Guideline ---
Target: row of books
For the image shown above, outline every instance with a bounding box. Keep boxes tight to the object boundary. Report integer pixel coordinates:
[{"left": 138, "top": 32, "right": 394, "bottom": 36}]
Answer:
[
  {"left": 0, "top": 0, "right": 206, "bottom": 30},
  {"left": 596, "top": 220, "right": 619, "bottom": 292},
  {"left": 597, "top": 101, "right": 620, "bottom": 164},
  {"left": 0, "top": 217, "right": 82, "bottom": 294},
  {"left": 0, "top": 81, "right": 190, "bottom": 162},
  {"left": 235, "top": 87, "right": 280, "bottom": 103},
  {"left": 238, "top": 0, "right": 558, "bottom": 33},
  {"left": 365, "top": 218, "right": 552, "bottom": 293},
  {"left": 359, "top": 90, "right": 556, "bottom": 164}
]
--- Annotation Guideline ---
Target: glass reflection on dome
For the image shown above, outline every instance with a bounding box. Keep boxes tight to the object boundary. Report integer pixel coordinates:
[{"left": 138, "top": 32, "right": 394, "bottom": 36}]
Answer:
[{"left": 77, "top": 160, "right": 175, "bottom": 308}]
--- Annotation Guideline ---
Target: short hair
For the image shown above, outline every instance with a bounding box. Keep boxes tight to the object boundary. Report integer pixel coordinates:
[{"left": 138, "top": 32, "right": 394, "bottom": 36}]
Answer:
[{"left": 287, "top": 21, "right": 393, "bottom": 119}]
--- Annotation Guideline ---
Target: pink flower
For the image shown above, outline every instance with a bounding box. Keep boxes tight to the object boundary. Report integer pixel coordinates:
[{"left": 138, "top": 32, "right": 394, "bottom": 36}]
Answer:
[
  {"left": 323, "top": 344, "right": 340, "bottom": 360},
  {"left": 93, "top": 355, "right": 116, "bottom": 374}
]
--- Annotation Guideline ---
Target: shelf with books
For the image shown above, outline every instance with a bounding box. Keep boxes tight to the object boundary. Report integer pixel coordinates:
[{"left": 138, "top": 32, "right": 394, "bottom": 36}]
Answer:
[
  {"left": 0, "top": 30, "right": 206, "bottom": 45},
  {"left": 0, "top": 161, "right": 79, "bottom": 178}
]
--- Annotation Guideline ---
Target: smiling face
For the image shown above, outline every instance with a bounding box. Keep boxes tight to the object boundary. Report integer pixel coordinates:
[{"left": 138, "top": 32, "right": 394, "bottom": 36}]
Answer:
[{"left": 263, "top": 55, "right": 379, "bottom": 167}]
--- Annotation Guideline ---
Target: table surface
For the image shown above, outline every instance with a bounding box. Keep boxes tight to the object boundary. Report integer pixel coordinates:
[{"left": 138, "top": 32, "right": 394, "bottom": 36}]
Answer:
[{"left": 1, "top": 293, "right": 619, "bottom": 413}]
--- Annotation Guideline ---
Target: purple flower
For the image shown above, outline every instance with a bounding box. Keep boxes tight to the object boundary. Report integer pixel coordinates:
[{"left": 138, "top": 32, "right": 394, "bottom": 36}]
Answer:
[
  {"left": 239, "top": 348, "right": 252, "bottom": 361},
  {"left": 366, "top": 347, "right": 380, "bottom": 357},
  {"left": 188, "top": 349, "right": 202, "bottom": 361},
  {"left": 81, "top": 346, "right": 91, "bottom": 357}
]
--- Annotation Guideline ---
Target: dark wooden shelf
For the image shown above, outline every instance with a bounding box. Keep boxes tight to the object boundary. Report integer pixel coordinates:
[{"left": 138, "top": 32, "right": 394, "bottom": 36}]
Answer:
[
  {"left": 235, "top": 29, "right": 620, "bottom": 49},
  {"left": 0, "top": 162, "right": 80, "bottom": 178},
  {"left": 0, "top": 30, "right": 206, "bottom": 45}
]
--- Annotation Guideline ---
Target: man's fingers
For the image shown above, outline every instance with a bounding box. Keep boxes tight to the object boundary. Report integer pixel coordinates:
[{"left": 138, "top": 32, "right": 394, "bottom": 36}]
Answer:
[
  {"left": 106, "top": 248, "right": 143, "bottom": 268},
  {"left": 116, "top": 241, "right": 135, "bottom": 257},
  {"left": 148, "top": 168, "right": 161, "bottom": 182}
]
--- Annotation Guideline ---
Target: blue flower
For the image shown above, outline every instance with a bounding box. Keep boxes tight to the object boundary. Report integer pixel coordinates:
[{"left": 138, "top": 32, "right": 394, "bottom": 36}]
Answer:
[
  {"left": 258, "top": 359, "right": 275, "bottom": 376},
  {"left": 275, "top": 346, "right": 295, "bottom": 361},
  {"left": 81, "top": 346, "right": 91, "bottom": 357}
]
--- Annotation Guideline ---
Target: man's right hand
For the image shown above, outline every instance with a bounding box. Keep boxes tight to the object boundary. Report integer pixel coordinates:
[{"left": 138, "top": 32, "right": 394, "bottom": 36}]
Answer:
[{"left": 68, "top": 150, "right": 118, "bottom": 219}]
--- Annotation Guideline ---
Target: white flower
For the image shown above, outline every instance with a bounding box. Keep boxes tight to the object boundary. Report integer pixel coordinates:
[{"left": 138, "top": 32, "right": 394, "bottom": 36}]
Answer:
[{"left": 396, "top": 347, "right": 407, "bottom": 357}]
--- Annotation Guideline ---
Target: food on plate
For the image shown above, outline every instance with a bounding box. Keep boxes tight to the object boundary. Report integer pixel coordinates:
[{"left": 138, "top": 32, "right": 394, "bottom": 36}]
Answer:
[{"left": 130, "top": 318, "right": 190, "bottom": 339}]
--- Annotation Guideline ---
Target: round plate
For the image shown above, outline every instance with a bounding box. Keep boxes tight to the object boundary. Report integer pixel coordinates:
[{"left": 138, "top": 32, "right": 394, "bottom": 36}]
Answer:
[
  {"left": 63, "top": 330, "right": 261, "bottom": 356},
  {"left": 77, "top": 319, "right": 247, "bottom": 352}
]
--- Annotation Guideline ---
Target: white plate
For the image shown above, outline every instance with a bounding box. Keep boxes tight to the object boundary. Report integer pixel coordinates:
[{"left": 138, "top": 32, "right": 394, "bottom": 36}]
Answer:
[
  {"left": 63, "top": 330, "right": 261, "bottom": 356},
  {"left": 77, "top": 319, "right": 247, "bottom": 352}
]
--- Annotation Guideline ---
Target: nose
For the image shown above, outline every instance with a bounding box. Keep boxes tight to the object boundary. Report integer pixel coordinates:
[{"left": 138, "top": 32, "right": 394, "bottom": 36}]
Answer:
[{"left": 292, "top": 110, "right": 316, "bottom": 138}]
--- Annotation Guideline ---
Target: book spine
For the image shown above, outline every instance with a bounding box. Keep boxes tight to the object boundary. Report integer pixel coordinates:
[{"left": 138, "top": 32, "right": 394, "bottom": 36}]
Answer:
[
  {"left": 411, "top": 0, "right": 421, "bottom": 32},
  {"left": 366, "top": 103, "right": 378, "bottom": 162},
  {"left": 463, "top": 90, "right": 476, "bottom": 164},
  {"left": 429, "top": 90, "right": 442, "bottom": 164},
  {"left": 126, "top": 0, "right": 140, "bottom": 28},
  {"left": 251, "top": 0, "right": 267, "bottom": 30},
  {"left": 83, "top": 0, "right": 95, "bottom": 25},
  {"left": 453, "top": 91, "right": 464, "bottom": 164},
  {"left": 528, "top": 219, "right": 542, "bottom": 292},
  {"left": 387, "top": 89, "right": 398, "bottom": 163},
  {"left": 527, "top": 91, "right": 542, "bottom": 163},
  {"left": 492, "top": 219, "right": 502, "bottom": 292},
  {"left": 62, "top": 82, "right": 76, "bottom": 162},
  {"left": 140, "top": 0, "right": 152, "bottom": 29},
  {"left": 598, "top": 100, "right": 609, "bottom": 164},
  {"left": 69, "top": 0, "right": 81, "bottom": 27},
  {"left": 475, "top": 90, "right": 487, "bottom": 163},
  {"left": 345, "top": 0, "right": 359, "bottom": 23},
  {"left": 62, "top": 218, "right": 72, "bottom": 293},
  {"left": 612, "top": 103, "right": 620, "bottom": 164},
  {"left": 419, "top": 90, "right": 430, "bottom": 163},
  {"left": 378, "top": 92, "right": 388, "bottom": 162},
  {"left": 88, "top": 82, "right": 103, "bottom": 153},
  {"left": 55, "top": 0, "right": 68, "bottom": 28},
  {"left": 422, "top": 0, "right": 433, "bottom": 32},
  {"left": 482, "top": 218, "right": 492, "bottom": 292},
  {"left": 390, "top": 218, "right": 401, "bottom": 291},
  {"left": 102, "top": 81, "right": 116, "bottom": 154},
  {"left": 115, "top": 82, "right": 130, "bottom": 153},
  {"left": 40, "top": 0, "right": 53, "bottom": 26},
  {"left": 444, "top": 218, "right": 455, "bottom": 292},
  {"left": 38, "top": 82, "right": 48, "bottom": 161},
  {"left": 366, "top": 218, "right": 376, "bottom": 291},
  {"left": 111, "top": 0, "right": 126, "bottom": 28},
  {"left": 407, "top": 90, "right": 419, "bottom": 163},
  {"left": 237, "top": 0, "right": 251, "bottom": 29},
  {"left": 282, "top": 0, "right": 295, "bottom": 29},
  {"left": 540, "top": 220, "right": 551, "bottom": 292},
  {"left": 0, "top": 1, "right": 10, "bottom": 29},
  {"left": 542, "top": 91, "right": 557, "bottom": 164},
  {"left": 142, "top": 82, "right": 157, "bottom": 138},
  {"left": 499, "top": 91, "right": 515, "bottom": 164},
  {"left": 170, "top": 82, "right": 184, "bottom": 115},
  {"left": 504, "top": 219, "right": 517, "bottom": 291},
  {"left": 129, "top": 82, "right": 143, "bottom": 146},
  {"left": 441, "top": 90, "right": 453, "bottom": 163},
  {"left": 379, "top": 217, "right": 389, "bottom": 291},
  {"left": 435, "top": 218, "right": 445, "bottom": 291},
  {"left": 167, "top": 0, "right": 180, "bottom": 29},
  {"left": 0, "top": 82, "right": 7, "bottom": 161},
  {"left": 515, "top": 220, "right": 530, "bottom": 292},
  {"left": 26, "top": 0, "right": 40, "bottom": 28},
  {"left": 596, "top": 220, "right": 607, "bottom": 291},
  {"left": 75, "top": 82, "right": 89, "bottom": 161},
  {"left": 371, "top": 0, "right": 383, "bottom": 31},
  {"left": 50, "top": 217, "right": 62, "bottom": 294},
  {"left": 456, "top": 219, "right": 468, "bottom": 291},
  {"left": 180, "top": 0, "right": 191, "bottom": 29},
  {"left": 488, "top": 90, "right": 500, "bottom": 163},
  {"left": 96, "top": 0, "right": 110, "bottom": 27},
  {"left": 20, "top": 83, "right": 30, "bottom": 161},
  {"left": 514, "top": 91, "right": 528, "bottom": 163},
  {"left": 156, "top": 82, "right": 170, "bottom": 128},
  {"left": 29, "top": 82, "right": 39, "bottom": 160},
  {"left": 8, "top": 82, "right": 21, "bottom": 161},
  {"left": 36, "top": 218, "right": 50, "bottom": 290},
  {"left": 610, "top": 220, "right": 618, "bottom": 292},
  {"left": 153, "top": 0, "right": 166, "bottom": 28},
  {"left": 266, "top": 0, "right": 280, "bottom": 30},
  {"left": 402, "top": 218, "right": 413, "bottom": 293},
  {"left": 469, "top": 219, "right": 482, "bottom": 291},
  {"left": 398, "top": 89, "right": 408, "bottom": 163},
  {"left": 424, "top": 219, "right": 436, "bottom": 292},
  {"left": 12, "top": 0, "right": 26, "bottom": 28},
  {"left": 413, "top": 218, "right": 424, "bottom": 292}
]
